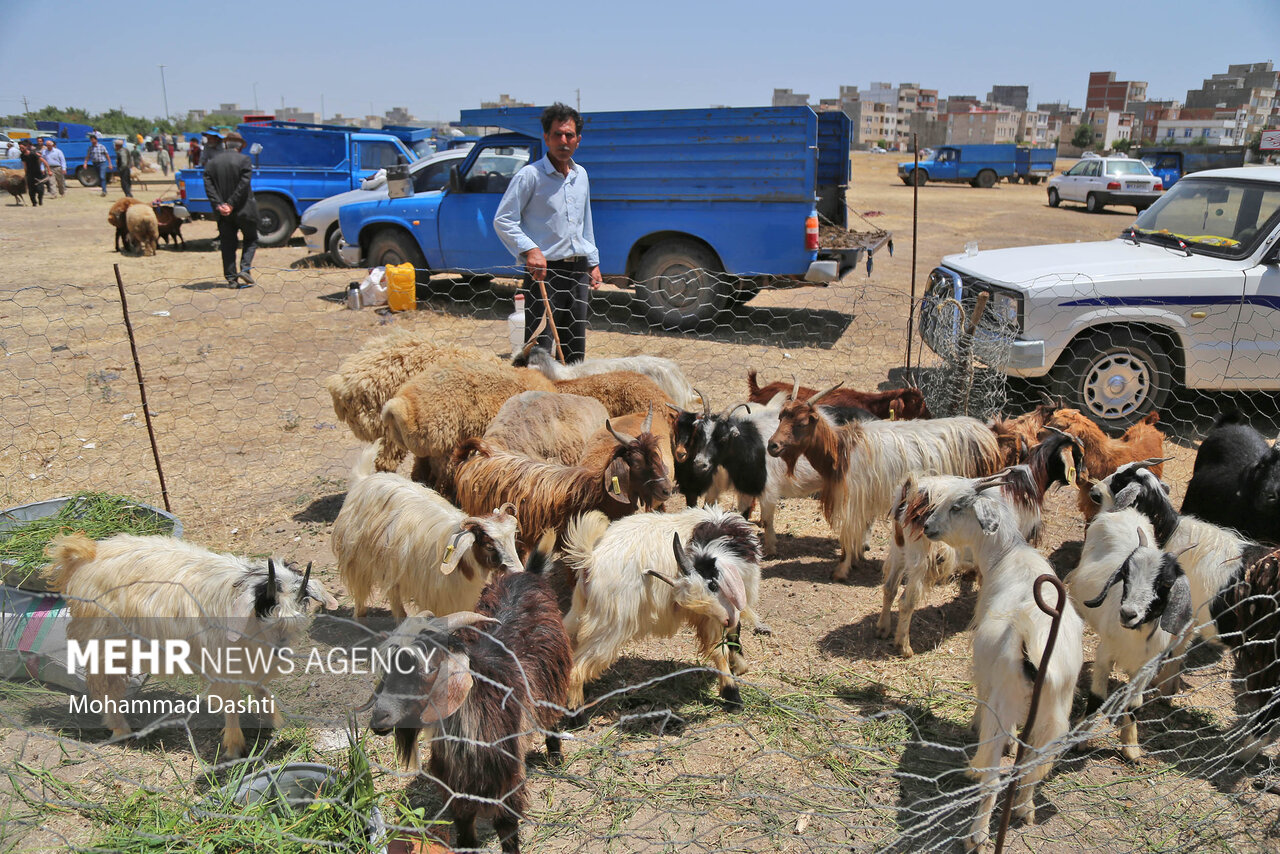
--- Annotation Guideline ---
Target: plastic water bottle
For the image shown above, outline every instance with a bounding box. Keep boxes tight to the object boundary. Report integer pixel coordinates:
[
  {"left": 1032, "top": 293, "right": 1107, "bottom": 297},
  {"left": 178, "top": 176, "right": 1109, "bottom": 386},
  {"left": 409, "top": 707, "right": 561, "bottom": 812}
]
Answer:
[{"left": 508, "top": 294, "right": 526, "bottom": 354}]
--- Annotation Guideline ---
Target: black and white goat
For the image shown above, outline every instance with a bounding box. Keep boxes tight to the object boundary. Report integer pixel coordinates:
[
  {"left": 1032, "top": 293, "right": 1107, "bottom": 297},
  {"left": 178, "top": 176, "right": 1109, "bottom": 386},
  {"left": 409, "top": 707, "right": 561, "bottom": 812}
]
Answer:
[
  {"left": 876, "top": 429, "right": 1082, "bottom": 657},
  {"left": 1090, "top": 460, "right": 1280, "bottom": 759},
  {"left": 920, "top": 473, "right": 1084, "bottom": 850},
  {"left": 48, "top": 533, "right": 337, "bottom": 759},
  {"left": 365, "top": 532, "right": 571, "bottom": 854},
  {"left": 1181, "top": 410, "right": 1280, "bottom": 543},
  {"left": 561, "top": 506, "right": 764, "bottom": 719}
]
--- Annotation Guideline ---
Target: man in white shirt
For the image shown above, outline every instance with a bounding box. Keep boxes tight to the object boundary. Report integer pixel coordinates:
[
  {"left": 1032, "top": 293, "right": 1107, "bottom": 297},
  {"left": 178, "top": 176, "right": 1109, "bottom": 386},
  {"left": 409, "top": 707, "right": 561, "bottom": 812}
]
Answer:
[
  {"left": 494, "top": 102, "right": 600, "bottom": 364},
  {"left": 42, "top": 139, "right": 67, "bottom": 197}
]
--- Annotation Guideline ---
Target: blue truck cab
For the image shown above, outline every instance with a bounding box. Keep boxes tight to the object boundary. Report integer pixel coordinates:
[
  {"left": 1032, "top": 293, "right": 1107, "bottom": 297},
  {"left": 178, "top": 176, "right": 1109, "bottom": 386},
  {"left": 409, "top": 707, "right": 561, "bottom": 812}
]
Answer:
[
  {"left": 174, "top": 121, "right": 416, "bottom": 247},
  {"left": 899, "top": 144, "right": 1057, "bottom": 188},
  {"left": 337, "top": 105, "right": 889, "bottom": 329},
  {"left": 1138, "top": 146, "right": 1248, "bottom": 189}
]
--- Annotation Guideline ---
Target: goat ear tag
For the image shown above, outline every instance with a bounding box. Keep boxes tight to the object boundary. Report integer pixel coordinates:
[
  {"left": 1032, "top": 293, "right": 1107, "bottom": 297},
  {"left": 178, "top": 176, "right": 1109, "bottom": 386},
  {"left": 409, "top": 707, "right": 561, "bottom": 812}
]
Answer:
[
  {"left": 441, "top": 531, "right": 475, "bottom": 575},
  {"left": 889, "top": 409, "right": 896, "bottom": 421},
  {"left": 605, "top": 458, "right": 631, "bottom": 504},
  {"left": 1066, "top": 464, "right": 1077, "bottom": 488}
]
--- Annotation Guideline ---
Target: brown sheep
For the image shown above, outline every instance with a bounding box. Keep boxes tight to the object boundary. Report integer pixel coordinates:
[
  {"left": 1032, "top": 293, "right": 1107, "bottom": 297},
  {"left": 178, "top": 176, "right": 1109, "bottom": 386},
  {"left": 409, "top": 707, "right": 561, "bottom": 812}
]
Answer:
[
  {"left": 1045, "top": 408, "right": 1165, "bottom": 521},
  {"left": 108, "top": 197, "right": 145, "bottom": 252},
  {"left": 125, "top": 204, "right": 159, "bottom": 256},
  {"left": 1, "top": 168, "right": 25, "bottom": 205},
  {"left": 553, "top": 371, "right": 674, "bottom": 418},
  {"left": 152, "top": 204, "right": 185, "bottom": 247}
]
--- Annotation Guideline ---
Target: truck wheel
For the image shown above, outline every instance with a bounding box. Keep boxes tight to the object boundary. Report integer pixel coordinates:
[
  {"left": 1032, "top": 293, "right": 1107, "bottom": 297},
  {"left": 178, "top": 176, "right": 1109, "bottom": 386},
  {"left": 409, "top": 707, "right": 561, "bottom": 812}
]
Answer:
[
  {"left": 1048, "top": 329, "right": 1171, "bottom": 429},
  {"left": 327, "top": 226, "right": 354, "bottom": 269},
  {"left": 367, "top": 230, "right": 427, "bottom": 280},
  {"left": 1047, "top": 188, "right": 1061, "bottom": 208},
  {"left": 1085, "top": 193, "right": 1102, "bottom": 214},
  {"left": 1028, "top": 176, "right": 1042, "bottom": 185},
  {"left": 255, "top": 196, "right": 298, "bottom": 247},
  {"left": 633, "top": 240, "right": 729, "bottom": 331},
  {"left": 77, "top": 166, "right": 99, "bottom": 188},
  {"left": 1008, "top": 175, "right": 1020, "bottom": 185},
  {"left": 976, "top": 170, "right": 997, "bottom": 189},
  {"left": 909, "top": 169, "right": 926, "bottom": 187}
]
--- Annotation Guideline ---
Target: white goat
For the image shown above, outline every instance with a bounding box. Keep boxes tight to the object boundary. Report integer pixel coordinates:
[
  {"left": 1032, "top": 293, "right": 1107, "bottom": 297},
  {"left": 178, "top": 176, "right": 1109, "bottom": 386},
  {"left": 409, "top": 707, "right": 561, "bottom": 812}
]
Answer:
[
  {"left": 561, "top": 506, "right": 764, "bottom": 719},
  {"left": 47, "top": 533, "right": 337, "bottom": 759},
  {"left": 920, "top": 473, "right": 1084, "bottom": 852},
  {"left": 515, "top": 345, "right": 700, "bottom": 410},
  {"left": 332, "top": 442, "right": 522, "bottom": 620}
]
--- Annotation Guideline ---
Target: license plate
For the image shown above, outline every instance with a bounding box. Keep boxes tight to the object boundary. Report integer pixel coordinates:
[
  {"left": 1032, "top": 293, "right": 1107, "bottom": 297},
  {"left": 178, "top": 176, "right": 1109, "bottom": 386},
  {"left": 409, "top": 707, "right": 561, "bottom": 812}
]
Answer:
[{"left": 1124, "top": 182, "right": 1146, "bottom": 191}]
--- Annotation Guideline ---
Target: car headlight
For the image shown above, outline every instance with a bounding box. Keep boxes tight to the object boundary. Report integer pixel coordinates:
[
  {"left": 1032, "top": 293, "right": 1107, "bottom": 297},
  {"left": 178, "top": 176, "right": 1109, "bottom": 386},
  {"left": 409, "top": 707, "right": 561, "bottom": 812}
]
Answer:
[{"left": 988, "top": 290, "right": 1020, "bottom": 330}]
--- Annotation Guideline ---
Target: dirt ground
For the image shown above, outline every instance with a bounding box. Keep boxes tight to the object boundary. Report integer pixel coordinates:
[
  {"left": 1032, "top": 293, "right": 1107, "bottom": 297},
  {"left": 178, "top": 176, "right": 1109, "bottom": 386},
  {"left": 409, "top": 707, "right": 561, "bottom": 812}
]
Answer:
[{"left": 1, "top": 154, "right": 1276, "bottom": 853}]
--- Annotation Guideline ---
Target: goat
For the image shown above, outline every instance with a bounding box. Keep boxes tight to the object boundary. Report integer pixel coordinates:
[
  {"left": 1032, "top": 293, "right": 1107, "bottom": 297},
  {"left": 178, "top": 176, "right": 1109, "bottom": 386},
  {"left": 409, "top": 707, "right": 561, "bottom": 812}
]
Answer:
[
  {"left": 483, "top": 390, "right": 609, "bottom": 464},
  {"left": 451, "top": 423, "right": 672, "bottom": 551},
  {"left": 1181, "top": 410, "right": 1280, "bottom": 543},
  {"left": 1090, "top": 460, "right": 1280, "bottom": 759},
  {"left": 578, "top": 405, "right": 674, "bottom": 508},
  {"left": 919, "top": 474, "right": 1084, "bottom": 850},
  {"left": 747, "top": 368, "right": 931, "bottom": 420},
  {"left": 47, "top": 533, "right": 337, "bottom": 759},
  {"left": 561, "top": 506, "right": 764, "bottom": 718},
  {"left": 325, "top": 332, "right": 500, "bottom": 472},
  {"left": 878, "top": 430, "right": 1083, "bottom": 657},
  {"left": 1046, "top": 408, "right": 1164, "bottom": 521},
  {"left": 152, "top": 203, "right": 185, "bottom": 247},
  {"left": 513, "top": 345, "right": 700, "bottom": 409},
  {"left": 552, "top": 371, "right": 673, "bottom": 419},
  {"left": 1066, "top": 512, "right": 1191, "bottom": 761},
  {"left": 332, "top": 442, "right": 522, "bottom": 620},
  {"left": 107, "top": 197, "right": 144, "bottom": 252},
  {"left": 766, "top": 379, "right": 1002, "bottom": 579},
  {"left": 989, "top": 393, "right": 1065, "bottom": 465},
  {"left": 0, "top": 168, "right": 25, "bottom": 205},
  {"left": 365, "top": 531, "right": 570, "bottom": 854}
]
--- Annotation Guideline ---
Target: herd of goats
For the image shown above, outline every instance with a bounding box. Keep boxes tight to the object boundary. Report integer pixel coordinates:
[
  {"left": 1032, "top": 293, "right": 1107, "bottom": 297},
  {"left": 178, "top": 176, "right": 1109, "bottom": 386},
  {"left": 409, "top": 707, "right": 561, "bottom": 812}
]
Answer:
[{"left": 44, "top": 318, "right": 1280, "bottom": 852}]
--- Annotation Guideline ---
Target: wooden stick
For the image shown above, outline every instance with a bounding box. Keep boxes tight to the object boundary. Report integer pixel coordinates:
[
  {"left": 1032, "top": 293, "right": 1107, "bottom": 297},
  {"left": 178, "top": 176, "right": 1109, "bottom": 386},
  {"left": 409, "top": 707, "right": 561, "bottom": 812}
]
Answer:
[{"left": 535, "top": 274, "right": 566, "bottom": 364}]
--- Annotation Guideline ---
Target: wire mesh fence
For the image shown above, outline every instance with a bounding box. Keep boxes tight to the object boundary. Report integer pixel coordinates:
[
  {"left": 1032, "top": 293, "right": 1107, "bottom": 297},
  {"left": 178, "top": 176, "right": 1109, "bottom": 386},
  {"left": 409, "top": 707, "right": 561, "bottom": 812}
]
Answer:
[{"left": 2, "top": 259, "right": 1279, "bottom": 854}]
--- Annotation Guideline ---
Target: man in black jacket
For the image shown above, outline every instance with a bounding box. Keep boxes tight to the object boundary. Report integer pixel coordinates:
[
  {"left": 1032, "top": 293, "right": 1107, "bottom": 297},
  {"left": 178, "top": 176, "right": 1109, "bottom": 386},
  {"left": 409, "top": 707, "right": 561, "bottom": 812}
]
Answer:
[{"left": 204, "top": 130, "right": 259, "bottom": 288}]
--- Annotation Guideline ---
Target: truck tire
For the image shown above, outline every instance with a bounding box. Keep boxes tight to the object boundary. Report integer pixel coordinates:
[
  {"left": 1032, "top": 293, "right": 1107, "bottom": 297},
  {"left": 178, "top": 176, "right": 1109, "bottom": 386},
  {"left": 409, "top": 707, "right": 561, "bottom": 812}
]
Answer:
[
  {"left": 1048, "top": 328, "right": 1171, "bottom": 430},
  {"left": 367, "top": 230, "right": 427, "bottom": 280},
  {"left": 327, "top": 226, "right": 355, "bottom": 269},
  {"left": 633, "top": 239, "right": 729, "bottom": 331},
  {"left": 1047, "top": 188, "right": 1061, "bottom": 208},
  {"left": 1008, "top": 175, "right": 1020, "bottom": 185},
  {"left": 1027, "top": 176, "right": 1042, "bottom": 185},
  {"left": 255, "top": 195, "right": 298, "bottom": 247},
  {"left": 909, "top": 169, "right": 926, "bottom": 187},
  {"left": 77, "top": 165, "right": 99, "bottom": 188},
  {"left": 976, "top": 170, "right": 997, "bottom": 189},
  {"left": 1085, "top": 192, "right": 1102, "bottom": 214}
]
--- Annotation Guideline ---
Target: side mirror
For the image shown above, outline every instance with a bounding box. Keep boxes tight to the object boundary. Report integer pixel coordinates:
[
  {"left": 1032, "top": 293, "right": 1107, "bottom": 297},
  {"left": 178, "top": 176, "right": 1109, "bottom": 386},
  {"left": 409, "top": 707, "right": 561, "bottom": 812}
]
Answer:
[
  {"left": 248, "top": 142, "right": 263, "bottom": 156},
  {"left": 448, "top": 165, "right": 464, "bottom": 193}
]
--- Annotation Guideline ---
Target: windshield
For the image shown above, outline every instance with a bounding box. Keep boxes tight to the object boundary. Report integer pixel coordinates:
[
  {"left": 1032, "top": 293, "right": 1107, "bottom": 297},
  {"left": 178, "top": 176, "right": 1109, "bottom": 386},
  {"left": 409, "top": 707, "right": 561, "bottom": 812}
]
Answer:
[
  {"left": 1106, "top": 161, "right": 1152, "bottom": 176},
  {"left": 1130, "top": 178, "right": 1280, "bottom": 259}
]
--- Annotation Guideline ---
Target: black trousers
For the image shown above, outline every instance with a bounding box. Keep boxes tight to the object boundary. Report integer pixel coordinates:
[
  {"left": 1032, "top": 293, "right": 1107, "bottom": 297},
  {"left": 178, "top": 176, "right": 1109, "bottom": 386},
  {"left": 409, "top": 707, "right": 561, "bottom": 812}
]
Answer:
[
  {"left": 25, "top": 174, "right": 43, "bottom": 205},
  {"left": 522, "top": 257, "right": 590, "bottom": 365},
  {"left": 117, "top": 166, "right": 132, "bottom": 197},
  {"left": 217, "top": 212, "right": 259, "bottom": 281}
]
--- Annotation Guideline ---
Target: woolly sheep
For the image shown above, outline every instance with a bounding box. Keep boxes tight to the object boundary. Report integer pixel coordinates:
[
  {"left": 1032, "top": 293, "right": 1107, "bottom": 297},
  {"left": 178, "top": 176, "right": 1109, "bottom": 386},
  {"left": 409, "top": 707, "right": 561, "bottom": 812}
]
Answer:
[
  {"left": 483, "top": 390, "right": 609, "bottom": 464},
  {"left": 125, "top": 203, "right": 159, "bottom": 256}
]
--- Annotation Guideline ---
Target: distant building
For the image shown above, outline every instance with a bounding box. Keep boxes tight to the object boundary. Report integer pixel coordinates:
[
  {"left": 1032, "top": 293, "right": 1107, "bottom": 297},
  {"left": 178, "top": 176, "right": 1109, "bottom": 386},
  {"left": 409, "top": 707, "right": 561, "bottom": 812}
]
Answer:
[
  {"left": 1155, "top": 113, "right": 1248, "bottom": 146},
  {"left": 1082, "top": 108, "right": 1134, "bottom": 148},
  {"left": 771, "top": 88, "right": 810, "bottom": 107},
  {"left": 275, "top": 106, "right": 316, "bottom": 124},
  {"left": 1086, "top": 72, "right": 1147, "bottom": 111},
  {"left": 1127, "top": 100, "right": 1182, "bottom": 144},
  {"left": 988, "top": 85, "right": 1029, "bottom": 111},
  {"left": 1038, "top": 102, "right": 1084, "bottom": 145},
  {"left": 479, "top": 94, "right": 534, "bottom": 110},
  {"left": 1184, "top": 62, "right": 1279, "bottom": 138},
  {"left": 1018, "top": 109, "right": 1051, "bottom": 146},
  {"left": 942, "top": 95, "right": 983, "bottom": 114},
  {"left": 384, "top": 106, "right": 415, "bottom": 125},
  {"left": 946, "top": 109, "right": 1019, "bottom": 144}
]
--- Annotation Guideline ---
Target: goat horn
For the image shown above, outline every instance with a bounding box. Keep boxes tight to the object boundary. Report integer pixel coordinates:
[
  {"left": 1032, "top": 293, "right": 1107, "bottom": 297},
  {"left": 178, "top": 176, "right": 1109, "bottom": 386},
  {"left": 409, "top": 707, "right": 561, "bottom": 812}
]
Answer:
[
  {"left": 517, "top": 312, "right": 549, "bottom": 358},
  {"left": 296, "top": 562, "right": 313, "bottom": 603},
  {"left": 644, "top": 569, "right": 676, "bottom": 587},
  {"left": 641, "top": 404, "right": 654, "bottom": 434},
  {"left": 806, "top": 382, "right": 843, "bottom": 405},
  {"left": 267, "top": 558, "right": 277, "bottom": 591},
  {"left": 606, "top": 418, "right": 636, "bottom": 447},
  {"left": 724, "top": 402, "right": 751, "bottom": 419},
  {"left": 1136, "top": 528, "right": 1149, "bottom": 549},
  {"left": 665, "top": 402, "right": 684, "bottom": 414},
  {"left": 695, "top": 388, "right": 711, "bottom": 418},
  {"left": 1134, "top": 457, "right": 1172, "bottom": 469},
  {"left": 790, "top": 374, "right": 801, "bottom": 401},
  {"left": 1171, "top": 543, "right": 1197, "bottom": 559},
  {"left": 353, "top": 694, "right": 377, "bottom": 713},
  {"left": 1083, "top": 565, "right": 1127, "bottom": 608},
  {"left": 436, "top": 611, "right": 501, "bottom": 634}
]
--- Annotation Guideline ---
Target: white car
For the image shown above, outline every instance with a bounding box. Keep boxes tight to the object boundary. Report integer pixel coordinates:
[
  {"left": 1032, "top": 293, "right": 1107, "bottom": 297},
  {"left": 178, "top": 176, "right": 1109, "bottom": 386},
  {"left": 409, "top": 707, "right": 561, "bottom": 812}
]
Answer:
[
  {"left": 300, "top": 148, "right": 470, "bottom": 266},
  {"left": 919, "top": 167, "right": 1280, "bottom": 428},
  {"left": 1047, "top": 156, "right": 1163, "bottom": 214}
]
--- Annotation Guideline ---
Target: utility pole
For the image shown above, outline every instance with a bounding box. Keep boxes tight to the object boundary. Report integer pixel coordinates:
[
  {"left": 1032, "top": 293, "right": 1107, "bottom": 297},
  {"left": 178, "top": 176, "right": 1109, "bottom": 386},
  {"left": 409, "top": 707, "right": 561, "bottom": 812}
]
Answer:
[
  {"left": 320, "top": 94, "right": 325, "bottom": 123},
  {"left": 22, "top": 95, "right": 30, "bottom": 116},
  {"left": 158, "top": 66, "right": 170, "bottom": 120},
  {"left": 253, "top": 82, "right": 259, "bottom": 111},
  {"left": 575, "top": 89, "right": 580, "bottom": 111}
]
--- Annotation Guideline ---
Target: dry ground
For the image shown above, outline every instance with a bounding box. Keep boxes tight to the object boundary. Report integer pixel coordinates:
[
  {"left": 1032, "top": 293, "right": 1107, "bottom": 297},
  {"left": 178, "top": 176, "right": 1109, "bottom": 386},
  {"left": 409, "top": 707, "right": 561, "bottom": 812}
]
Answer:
[{"left": 0, "top": 154, "right": 1276, "bottom": 852}]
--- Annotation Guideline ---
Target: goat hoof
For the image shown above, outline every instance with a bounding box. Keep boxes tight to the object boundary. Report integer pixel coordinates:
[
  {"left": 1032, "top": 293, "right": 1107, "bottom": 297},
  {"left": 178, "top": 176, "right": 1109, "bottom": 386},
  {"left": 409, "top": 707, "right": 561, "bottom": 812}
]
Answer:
[
  {"left": 562, "top": 710, "right": 589, "bottom": 731},
  {"left": 897, "top": 644, "right": 915, "bottom": 659},
  {"left": 547, "top": 747, "right": 564, "bottom": 766},
  {"left": 752, "top": 621, "right": 773, "bottom": 637},
  {"left": 1120, "top": 745, "right": 1142, "bottom": 764},
  {"left": 874, "top": 622, "right": 891, "bottom": 640},
  {"left": 831, "top": 566, "right": 850, "bottom": 582},
  {"left": 720, "top": 684, "right": 743, "bottom": 711}
]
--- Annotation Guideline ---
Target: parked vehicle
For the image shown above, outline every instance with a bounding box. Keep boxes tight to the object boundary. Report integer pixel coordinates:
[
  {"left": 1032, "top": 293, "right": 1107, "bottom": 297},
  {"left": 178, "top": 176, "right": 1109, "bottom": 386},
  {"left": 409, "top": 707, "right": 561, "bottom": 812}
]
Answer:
[
  {"left": 300, "top": 148, "right": 474, "bottom": 265},
  {"left": 1047, "top": 156, "right": 1163, "bottom": 213},
  {"left": 919, "top": 166, "right": 1280, "bottom": 429},
  {"left": 174, "top": 121, "right": 418, "bottom": 247},
  {"left": 898, "top": 144, "right": 1056, "bottom": 188},
  {"left": 27, "top": 121, "right": 122, "bottom": 186},
  {"left": 1138, "top": 146, "right": 1249, "bottom": 189},
  {"left": 336, "top": 106, "right": 890, "bottom": 330},
  {"left": 1008, "top": 147, "right": 1058, "bottom": 185}
]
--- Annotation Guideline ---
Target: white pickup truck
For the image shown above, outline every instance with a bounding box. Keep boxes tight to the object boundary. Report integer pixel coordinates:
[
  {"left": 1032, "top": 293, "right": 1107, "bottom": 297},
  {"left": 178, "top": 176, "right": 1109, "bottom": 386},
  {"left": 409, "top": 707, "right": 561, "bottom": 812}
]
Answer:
[{"left": 919, "top": 166, "right": 1280, "bottom": 429}]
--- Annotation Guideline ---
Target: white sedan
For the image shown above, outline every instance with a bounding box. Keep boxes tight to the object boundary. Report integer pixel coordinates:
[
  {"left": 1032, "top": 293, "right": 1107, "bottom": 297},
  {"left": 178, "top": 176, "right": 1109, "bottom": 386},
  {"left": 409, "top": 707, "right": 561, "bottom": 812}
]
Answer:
[
  {"left": 1047, "top": 156, "right": 1164, "bottom": 214},
  {"left": 300, "top": 148, "right": 470, "bottom": 266}
]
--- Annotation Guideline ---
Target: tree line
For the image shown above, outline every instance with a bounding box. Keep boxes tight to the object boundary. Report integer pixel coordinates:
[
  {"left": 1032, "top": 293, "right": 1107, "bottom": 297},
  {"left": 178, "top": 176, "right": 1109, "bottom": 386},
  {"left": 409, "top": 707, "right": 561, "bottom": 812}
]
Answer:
[{"left": 2, "top": 106, "right": 247, "bottom": 137}]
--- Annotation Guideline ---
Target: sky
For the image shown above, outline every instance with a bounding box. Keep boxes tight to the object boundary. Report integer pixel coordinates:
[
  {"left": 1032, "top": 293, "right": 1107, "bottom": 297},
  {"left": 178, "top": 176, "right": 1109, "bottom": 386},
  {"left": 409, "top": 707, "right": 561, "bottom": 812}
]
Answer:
[{"left": 2, "top": 0, "right": 1277, "bottom": 125}]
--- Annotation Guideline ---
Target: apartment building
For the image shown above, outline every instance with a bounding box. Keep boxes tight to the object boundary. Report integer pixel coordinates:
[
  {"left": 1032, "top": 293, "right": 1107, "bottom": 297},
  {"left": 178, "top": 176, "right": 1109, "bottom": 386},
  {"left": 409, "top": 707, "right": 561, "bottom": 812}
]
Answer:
[
  {"left": 1184, "top": 62, "right": 1279, "bottom": 138},
  {"left": 1127, "top": 100, "right": 1182, "bottom": 144},
  {"left": 1082, "top": 109, "right": 1134, "bottom": 148},
  {"left": 1086, "top": 72, "right": 1147, "bottom": 111},
  {"left": 946, "top": 109, "right": 1020, "bottom": 144},
  {"left": 988, "top": 85, "right": 1029, "bottom": 111}
]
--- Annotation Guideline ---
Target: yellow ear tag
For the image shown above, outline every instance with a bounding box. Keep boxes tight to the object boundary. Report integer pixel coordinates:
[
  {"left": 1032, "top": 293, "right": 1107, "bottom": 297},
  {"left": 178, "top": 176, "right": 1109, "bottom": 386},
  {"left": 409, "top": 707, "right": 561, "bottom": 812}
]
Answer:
[
  {"left": 889, "top": 409, "right": 896, "bottom": 421},
  {"left": 442, "top": 543, "right": 455, "bottom": 564},
  {"left": 611, "top": 475, "right": 622, "bottom": 495},
  {"left": 1066, "top": 465, "right": 1077, "bottom": 487}
]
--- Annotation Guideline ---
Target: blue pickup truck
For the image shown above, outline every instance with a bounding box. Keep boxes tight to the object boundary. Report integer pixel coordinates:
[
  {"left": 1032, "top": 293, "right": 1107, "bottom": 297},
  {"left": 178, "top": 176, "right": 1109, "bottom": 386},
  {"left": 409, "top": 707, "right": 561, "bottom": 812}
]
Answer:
[
  {"left": 174, "top": 121, "right": 417, "bottom": 246},
  {"left": 899, "top": 144, "right": 1057, "bottom": 187},
  {"left": 27, "top": 121, "right": 123, "bottom": 186},
  {"left": 336, "top": 106, "right": 889, "bottom": 329},
  {"left": 1137, "top": 146, "right": 1248, "bottom": 189}
]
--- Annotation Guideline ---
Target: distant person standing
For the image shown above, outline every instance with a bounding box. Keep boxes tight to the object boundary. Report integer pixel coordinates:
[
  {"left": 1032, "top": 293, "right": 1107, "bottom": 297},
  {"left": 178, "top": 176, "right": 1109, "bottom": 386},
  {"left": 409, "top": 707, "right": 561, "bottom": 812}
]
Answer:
[
  {"left": 42, "top": 138, "right": 66, "bottom": 197},
  {"left": 188, "top": 137, "right": 201, "bottom": 167},
  {"left": 112, "top": 140, "right": 133, "bottom": 197},
  {"left": 494, "top": 102, "right": 601, "bottom": 364},
  {"left": 83, "top": 133, "right": 112, "bottom": 196},
  {"left": 204, "top": 130, "right": 259, "bottom": 288},
  {"left": 156, "top": 141, "right": 171, "bottom": 176},
  {"left": 18, "top": 140, "right": 48, "bottom": 206}
]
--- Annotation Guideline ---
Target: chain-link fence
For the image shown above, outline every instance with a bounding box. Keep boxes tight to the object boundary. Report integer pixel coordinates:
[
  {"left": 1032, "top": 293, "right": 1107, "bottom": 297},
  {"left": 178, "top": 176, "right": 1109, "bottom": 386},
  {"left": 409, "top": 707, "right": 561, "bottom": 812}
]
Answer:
[{"left": 2, "top": 258, "right": 1278, "bottom": 853}]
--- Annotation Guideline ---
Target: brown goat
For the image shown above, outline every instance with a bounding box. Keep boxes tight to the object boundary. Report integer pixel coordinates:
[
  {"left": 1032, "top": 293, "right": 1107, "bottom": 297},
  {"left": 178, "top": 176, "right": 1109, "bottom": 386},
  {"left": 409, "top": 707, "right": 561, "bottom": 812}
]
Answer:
[
  {"left": 1045, "top": 408, "right": 1165, "bottom": 520},
  {"left": 747, "top": 368, "right": 930, "bottom": 420},
  {"left": 989, "top": 394, "right": 1065, "bottom": 466},
  {"left": 554, "top": 371, "right": 673, "bottom": 417},
  {"left": 107, "top": 197, "right": 145, "bottom": 251},
  {"left": 578, "top": 405, "right": 674, "bottom": 510},
  {"left": 152, "top": 203, "right": 185, "bottom": 247},
  {"left": 1, "top": 168, "right": 25, "bottom": 204}
]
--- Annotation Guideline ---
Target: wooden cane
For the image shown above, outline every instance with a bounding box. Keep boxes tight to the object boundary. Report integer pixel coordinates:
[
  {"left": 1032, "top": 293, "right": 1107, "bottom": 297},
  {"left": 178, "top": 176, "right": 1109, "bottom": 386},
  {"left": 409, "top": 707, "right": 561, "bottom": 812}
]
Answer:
[{"left": 535, "top": 273, "right": 566, "bottom": 364}]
